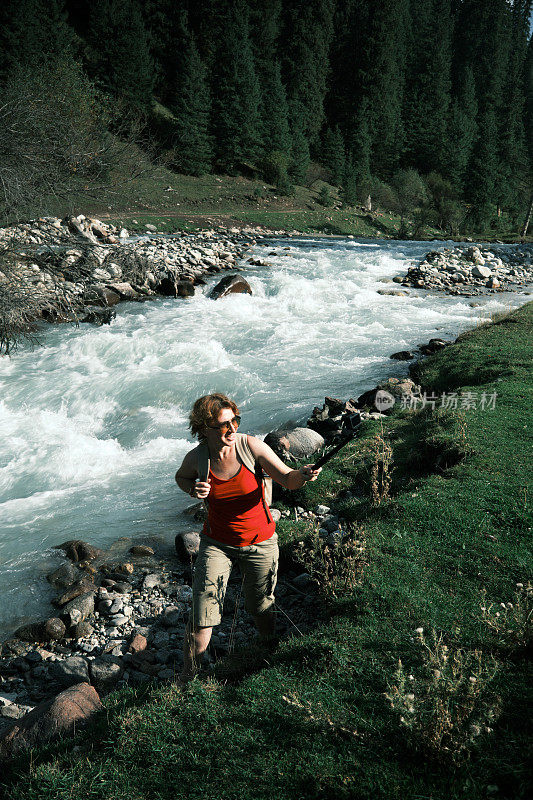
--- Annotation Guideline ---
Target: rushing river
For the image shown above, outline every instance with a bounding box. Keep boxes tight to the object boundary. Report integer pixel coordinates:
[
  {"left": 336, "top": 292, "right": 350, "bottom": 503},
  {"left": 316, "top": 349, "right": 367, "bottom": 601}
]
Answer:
[{"left": 0, "top": 236, "right": 529, "bottom": 638}]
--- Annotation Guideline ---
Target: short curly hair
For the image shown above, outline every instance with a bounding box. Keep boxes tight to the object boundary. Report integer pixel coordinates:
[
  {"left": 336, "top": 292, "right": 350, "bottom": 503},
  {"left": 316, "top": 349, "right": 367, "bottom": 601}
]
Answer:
[{"left": 189, "top": 393, "right": 240, "bottom": 440}]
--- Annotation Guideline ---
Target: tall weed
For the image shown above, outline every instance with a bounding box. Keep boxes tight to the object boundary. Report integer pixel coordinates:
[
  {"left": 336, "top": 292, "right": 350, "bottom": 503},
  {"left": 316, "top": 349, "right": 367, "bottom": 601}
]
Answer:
[{"left": 386, "top": 629, "right": 501, "bottom": 764}]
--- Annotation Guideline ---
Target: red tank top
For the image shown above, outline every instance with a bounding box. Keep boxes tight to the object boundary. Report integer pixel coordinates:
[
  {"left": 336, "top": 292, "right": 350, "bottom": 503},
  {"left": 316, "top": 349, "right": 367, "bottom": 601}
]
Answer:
[{"left": 203, "top": 463, "right": 275, "bottom": 547}]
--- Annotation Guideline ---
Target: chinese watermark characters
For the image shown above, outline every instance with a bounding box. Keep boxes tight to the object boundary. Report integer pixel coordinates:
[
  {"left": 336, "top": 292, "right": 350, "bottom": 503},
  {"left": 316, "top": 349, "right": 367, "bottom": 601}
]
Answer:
[{"left": 374, "top": 390, "right": 498, "bottom": 413}]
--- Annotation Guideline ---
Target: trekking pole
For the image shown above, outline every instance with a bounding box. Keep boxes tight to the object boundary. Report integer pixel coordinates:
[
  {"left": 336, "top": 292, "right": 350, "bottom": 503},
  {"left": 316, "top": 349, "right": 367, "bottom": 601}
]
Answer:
[{"left": 310, "top": 412, "right": 363, "bottom": 470}]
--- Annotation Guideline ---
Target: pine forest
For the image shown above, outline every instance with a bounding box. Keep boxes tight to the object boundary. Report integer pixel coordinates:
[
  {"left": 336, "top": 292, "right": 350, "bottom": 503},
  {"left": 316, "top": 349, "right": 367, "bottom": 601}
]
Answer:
[{"left": 0, "top": 0, "right": 532, "bottom": 235}]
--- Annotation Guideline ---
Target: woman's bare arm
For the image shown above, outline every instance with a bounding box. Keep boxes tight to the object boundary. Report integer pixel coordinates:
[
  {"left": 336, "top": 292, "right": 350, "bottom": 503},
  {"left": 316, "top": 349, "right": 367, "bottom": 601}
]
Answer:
[
  {"left": 247, "top": 436, "right": 320, "bottom": 490},
  {"left": 175, "top": 447, "right": 210, "bottom": 498}
]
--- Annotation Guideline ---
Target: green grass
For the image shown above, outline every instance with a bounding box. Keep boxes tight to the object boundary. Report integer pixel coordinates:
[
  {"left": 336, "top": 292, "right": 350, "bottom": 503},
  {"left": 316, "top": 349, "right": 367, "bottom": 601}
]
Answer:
[
  {"left": 2, "top": 303, "right": 532, "bottom": 799},
  {"left": 59, "top": 157, "right": 443, "bottom": 239}
]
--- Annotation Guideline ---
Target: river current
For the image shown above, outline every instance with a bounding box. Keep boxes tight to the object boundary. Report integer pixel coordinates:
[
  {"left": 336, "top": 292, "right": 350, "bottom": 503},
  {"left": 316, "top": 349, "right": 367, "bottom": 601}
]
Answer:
[{"left": 0, "top": 236, "right": 529, "bottom": 638}]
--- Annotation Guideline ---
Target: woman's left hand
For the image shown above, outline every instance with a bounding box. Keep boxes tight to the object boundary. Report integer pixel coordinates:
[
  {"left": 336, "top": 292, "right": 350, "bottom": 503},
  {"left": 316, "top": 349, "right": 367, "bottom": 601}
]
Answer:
[{"left": 300, "top": 465, "right": 321, "bottom": 483}]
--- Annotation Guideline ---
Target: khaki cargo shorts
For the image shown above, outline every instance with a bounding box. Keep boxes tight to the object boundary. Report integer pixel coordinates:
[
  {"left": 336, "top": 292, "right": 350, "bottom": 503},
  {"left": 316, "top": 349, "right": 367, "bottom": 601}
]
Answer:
[{"left": 190, "top": 533, "right": 279, "bottom": 628}]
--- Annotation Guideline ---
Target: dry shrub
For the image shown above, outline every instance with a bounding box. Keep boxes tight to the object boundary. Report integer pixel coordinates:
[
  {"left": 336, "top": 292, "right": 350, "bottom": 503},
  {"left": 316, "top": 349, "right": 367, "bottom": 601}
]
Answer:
[
  {"left": 386, "top": 629, "right": 501, "bottom": 764},
  {"left": 480, "top": 582, "right": 533, "bottom": 655},
  {"left": 370, "top": 426, "right": 393, "bottom": 507},
  {"left": 294, "top": 522, "right": 367, "bottom": 599}
]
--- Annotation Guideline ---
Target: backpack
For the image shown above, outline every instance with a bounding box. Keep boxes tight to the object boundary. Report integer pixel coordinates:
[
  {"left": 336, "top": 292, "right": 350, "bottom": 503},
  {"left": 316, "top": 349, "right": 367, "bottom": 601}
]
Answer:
[{"left": 197, "top": 432, "right": 273, "bottom": 521}]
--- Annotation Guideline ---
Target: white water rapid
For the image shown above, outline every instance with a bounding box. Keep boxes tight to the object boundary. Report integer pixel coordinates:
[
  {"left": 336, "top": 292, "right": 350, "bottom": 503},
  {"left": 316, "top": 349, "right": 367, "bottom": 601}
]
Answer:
[{"left": 0, "top": 236, "right": 529, "bottom": 637}]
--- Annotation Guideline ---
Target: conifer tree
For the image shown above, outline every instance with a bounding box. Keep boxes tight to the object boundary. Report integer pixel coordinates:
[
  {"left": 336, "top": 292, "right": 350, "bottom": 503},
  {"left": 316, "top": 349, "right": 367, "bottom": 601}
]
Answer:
[
  {"left": 341, "top": 155, "right": 358, "bottom": 206},
  {"left": 251, "top": 1, "right": 291, "bottom": 156},
  {"left": 322, "top": 126, "right": 345, "bottom": 185},
  {"left": 141, "top": 0, "right": 186, "bottom": 104},
  {"left": 211, "top": 0, "right": 263, "bottom": 173},
  {"left": 403, "top": 0, "right": 452, "bottom": 175},
  {"left": 282, "top": 0, "right": 335, "bottom": 145},
  {"left": 350, "top": 101, "right": 372, "bottom": 185},
  {"left": 522, "top": 32, "right": 533, "bottom": 236},
  {"left": 364, "top": 0, "right": 408, "bottom": 176},
  {"left": 495, "top": 1, "right": 531, "bottom": 221},
  {"left": 88, "top": 0, "right": 155, "bottom": 111},
  {"left": 463, "top": 0, "right": 511, "bottom": 225},
  {"left": 445, "top": 66, "right": 478, "bottom": 191},
  {"left": 0, "top": 0, "right": 77, "bottom": 82},
  {"left": 289, "top": 122, "right": 311, "bottom": 184},
  {"left": 168, "top": 12, "right": 212, "bottom": 176}
]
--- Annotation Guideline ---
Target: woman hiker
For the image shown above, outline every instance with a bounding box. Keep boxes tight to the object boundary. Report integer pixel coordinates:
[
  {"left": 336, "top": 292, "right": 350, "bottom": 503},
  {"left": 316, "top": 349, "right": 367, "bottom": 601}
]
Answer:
[{"left": 175, "top": 393, "right": 321, "bottom": 681}]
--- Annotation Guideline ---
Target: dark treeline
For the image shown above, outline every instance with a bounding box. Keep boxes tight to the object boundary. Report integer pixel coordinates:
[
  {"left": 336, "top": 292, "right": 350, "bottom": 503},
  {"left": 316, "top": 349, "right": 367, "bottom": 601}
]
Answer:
[{"left": 0, "top": 0, "right": 532, "bottom": 233}]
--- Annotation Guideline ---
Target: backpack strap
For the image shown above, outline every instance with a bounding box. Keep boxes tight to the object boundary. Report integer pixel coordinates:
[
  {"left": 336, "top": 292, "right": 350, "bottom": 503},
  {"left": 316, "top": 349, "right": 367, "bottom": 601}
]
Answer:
[
  {"left": 234, "top": 432, "right": 256, "bottom": 472},
  {"left": 236, "top": 433, "right": 273, "bottom": 523}
]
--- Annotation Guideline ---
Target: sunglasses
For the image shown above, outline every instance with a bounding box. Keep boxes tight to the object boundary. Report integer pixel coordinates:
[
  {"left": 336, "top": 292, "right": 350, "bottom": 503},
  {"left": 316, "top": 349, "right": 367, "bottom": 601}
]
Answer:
[{"left": 208, "top": 415, "right": 241, "bottom": 433}]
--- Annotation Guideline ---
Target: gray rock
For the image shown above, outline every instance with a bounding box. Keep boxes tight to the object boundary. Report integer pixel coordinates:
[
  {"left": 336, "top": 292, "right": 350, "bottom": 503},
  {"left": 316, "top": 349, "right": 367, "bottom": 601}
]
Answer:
[
  {"left": 108, "top": 598, "right": 124, "bottom": 615},
  {"left": 107, "top": 614, "right": 130, "bottom": 627},
  {"left": 106, "top": 282, "right": 137, "bottom": 300},
  {"left": 264, "top": 427, "right": 324, "bottom": 460},
  {"left": 129, "top": 546, "right": 155, "bottom": 556},
  {"left": 72, "top": 621, "right": 94, "bottom": 640},
  {"left": 175, "top": 531, "right": 200, "bottom": 563},
  {"left": 142, "top": 573, "right": 162, "bottom": 590},
  {"left": 14, "top": 617, "right": 66, "bottom": 643},
  {"left": 81, "top": 308, "right": 116, "bottom": 326},
  {"left": 472, "top": 265, "right": 492, "bottom": 279},
  {"left": 151, "top": 631, "right": 170, "bottom": 649},
  {"left": 50, "top": 656, "right": 90, "bottom": 687},
  {"left": 54, "top": 540, "right": 103, "bottom": 563},
  {"left": 160, "top": 606, "right": 183, "bottom": 628},
  {"left": 157, "top": 668, "right": 176, "bottom": 680},
  {"left": 321, "top": 515, "right": 339, "bottom": 533},
  {"left": 0, "top": 705, "right": 25, "bottom": 720},
  {"left": 61, "top": 592, "right": 95, "bottom": 626},
  {"left": 46, "top": 562, "right": 80, "bottom": 589},
  {"left": 24, "top": 650, "right": 42, "bottom": 664},
  {"left": 89, "top": 659, "right": 122, "bottom": 692}
]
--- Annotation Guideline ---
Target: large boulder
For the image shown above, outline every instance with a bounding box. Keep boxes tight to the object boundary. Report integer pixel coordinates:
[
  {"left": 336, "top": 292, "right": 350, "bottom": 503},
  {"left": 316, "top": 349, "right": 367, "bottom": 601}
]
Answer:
[
  {"left": 264, "top": 427, "right": 325, "bottom": 461},
  {"left": 53, "top": 580, "right": 98, "bottom": 608},
  {"left": 209, "top": 275, "right": 252, "bottom": 300},
  {"left": 14, "top": 617, "right": 66, "bottom": 643},
  {"left": 54, "top": 540, "right": 103, "bottom": 563},
  {"left": 60, "top": 591, "right": 95, "bottom": 627},
  {"left": 89, "top": 657, "right": 122, "bottom": 693},
  {"left": 81, "top": 308, "right": 116, "bottom": 325},
  {"left": 357, "top": 377, "right": 421, "bottom": 412},
  {"left": 0, "top": 683, "right": 101, "bottom": 760},
  {"left": 106, "top": 282, "right": 138, "bottom": 300},
  {"left": 156, "top": 277, "right": 195, "bottom": 297},
  {"left": 46, "top": 562, "right": 80, "bottom": 589},
  {"left": 307, "top": 397, "right": 360, "bottom": 438},
  {"left": 50, "top": 656, "right": 90, "bottom": 687}
]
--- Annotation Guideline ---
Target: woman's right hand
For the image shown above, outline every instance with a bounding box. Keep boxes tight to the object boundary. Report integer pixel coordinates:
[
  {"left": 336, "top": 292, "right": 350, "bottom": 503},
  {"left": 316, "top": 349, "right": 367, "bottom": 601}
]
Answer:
[{"left": 193, "top": 479, "right": 211, "bottom": 499}]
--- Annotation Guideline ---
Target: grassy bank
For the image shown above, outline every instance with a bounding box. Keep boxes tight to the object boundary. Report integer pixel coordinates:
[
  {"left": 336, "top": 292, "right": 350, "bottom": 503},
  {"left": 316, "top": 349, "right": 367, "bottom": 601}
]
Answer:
[
  {"left": 2, "top": 303, "right": 532, "bottom": 799},
  {"left": 70, "top": 163, "right": 529, "bottom": 242}
]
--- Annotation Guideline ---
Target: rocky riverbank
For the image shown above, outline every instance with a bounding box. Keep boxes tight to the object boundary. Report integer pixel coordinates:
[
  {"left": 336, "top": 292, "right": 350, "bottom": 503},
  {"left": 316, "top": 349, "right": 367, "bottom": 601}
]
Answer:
[
  {"left": 398, "top": 243, "right": 533, "bottom": 296},
  {"left": 0, "top": 215, "right": 286, "bottom": 349},
  {"left": 0, "top": 513, "right": 326, "bottom": 738}
]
